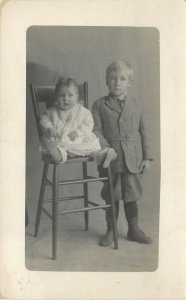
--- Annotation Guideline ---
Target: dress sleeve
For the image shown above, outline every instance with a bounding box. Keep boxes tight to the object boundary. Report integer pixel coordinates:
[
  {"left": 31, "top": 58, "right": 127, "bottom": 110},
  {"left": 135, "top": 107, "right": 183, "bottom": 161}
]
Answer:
[
  {"left": 75, "top": 109, "right": 94, "bottom": 136},
  {"left": 92, "top": 100, "right": 110, "bottom": 149},
  {"left": 40, "top": 110, "right": 53, "bottom": 132}
]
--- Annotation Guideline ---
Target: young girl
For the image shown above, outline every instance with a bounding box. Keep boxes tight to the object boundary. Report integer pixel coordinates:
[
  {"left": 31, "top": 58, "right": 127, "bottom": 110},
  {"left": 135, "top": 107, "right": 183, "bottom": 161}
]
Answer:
[{"left": 40, "top": 77, "right": 104, "bottom": 163}]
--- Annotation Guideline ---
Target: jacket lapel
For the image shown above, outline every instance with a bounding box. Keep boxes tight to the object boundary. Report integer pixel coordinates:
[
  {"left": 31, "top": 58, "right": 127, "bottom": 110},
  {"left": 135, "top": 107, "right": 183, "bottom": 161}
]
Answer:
[
  {"left": 104, "top": 95, "right": 121, "bottom": 114},
  {"left": 120, "top": 95, "right": 130, "bottom": 119}
]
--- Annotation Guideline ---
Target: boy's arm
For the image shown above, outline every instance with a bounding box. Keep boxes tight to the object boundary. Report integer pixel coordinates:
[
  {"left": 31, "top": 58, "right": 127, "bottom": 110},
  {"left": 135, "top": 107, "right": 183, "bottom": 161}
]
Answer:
[
  {"left": 92, "top": 101, "right": 110, "bottom": 149},
  {"left": 139, "top": 106, "right": 153, "bottom": 161}
]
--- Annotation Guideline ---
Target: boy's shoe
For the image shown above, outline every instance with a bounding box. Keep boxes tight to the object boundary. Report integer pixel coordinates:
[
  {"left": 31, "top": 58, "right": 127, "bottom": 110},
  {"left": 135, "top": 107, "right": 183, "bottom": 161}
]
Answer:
[
  {"left": 127, "top": 228, "right": 152, "bottom": 244},
  {"left": 99, "top": 230, "right": 113, "bottom": 246}
]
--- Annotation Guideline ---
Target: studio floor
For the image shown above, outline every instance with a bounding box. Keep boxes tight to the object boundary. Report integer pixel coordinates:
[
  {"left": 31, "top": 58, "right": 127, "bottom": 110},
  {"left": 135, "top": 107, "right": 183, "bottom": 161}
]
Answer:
[{"left": 25, "top": 170, "right": 160, "bottom": 272}]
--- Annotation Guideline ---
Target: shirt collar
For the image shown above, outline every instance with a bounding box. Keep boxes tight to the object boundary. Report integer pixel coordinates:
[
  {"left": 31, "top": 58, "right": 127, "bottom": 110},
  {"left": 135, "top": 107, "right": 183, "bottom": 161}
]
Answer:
[{"left": 108, "top": 93, "right": 127, "bottom": 101}]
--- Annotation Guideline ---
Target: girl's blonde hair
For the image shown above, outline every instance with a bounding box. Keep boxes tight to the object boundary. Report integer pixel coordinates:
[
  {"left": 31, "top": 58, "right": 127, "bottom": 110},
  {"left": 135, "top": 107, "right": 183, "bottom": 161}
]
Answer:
[{"left": 55, "top": 77, "right": 79, "bottom": 95}]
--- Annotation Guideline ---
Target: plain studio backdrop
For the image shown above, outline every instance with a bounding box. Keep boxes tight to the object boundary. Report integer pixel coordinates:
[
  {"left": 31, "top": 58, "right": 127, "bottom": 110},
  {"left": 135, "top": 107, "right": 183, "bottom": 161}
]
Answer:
[{"left": 26, "top": 26, "right": 160, "bottom": 271}]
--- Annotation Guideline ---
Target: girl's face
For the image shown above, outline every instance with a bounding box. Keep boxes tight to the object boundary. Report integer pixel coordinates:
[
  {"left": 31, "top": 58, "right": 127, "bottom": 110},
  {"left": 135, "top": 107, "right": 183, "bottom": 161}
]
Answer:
[
  {"left": 55, "top": 85, "right": 79, "bottom": 111},
  {"left": 107, "top": 68, "right": 131, "bottom": 98}
]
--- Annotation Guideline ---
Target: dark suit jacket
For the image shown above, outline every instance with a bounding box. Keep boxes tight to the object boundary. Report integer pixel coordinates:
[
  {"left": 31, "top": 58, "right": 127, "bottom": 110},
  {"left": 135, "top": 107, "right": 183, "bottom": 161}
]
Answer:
[{"left": 92, "top": 94, "right": 153, "bottom": 173}]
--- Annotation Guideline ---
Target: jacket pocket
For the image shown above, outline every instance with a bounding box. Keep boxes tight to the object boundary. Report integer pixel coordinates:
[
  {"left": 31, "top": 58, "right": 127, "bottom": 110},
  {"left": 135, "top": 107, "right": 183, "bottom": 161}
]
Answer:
[{"left": 134, "top": 143, "right": 143, "bottom": 169}]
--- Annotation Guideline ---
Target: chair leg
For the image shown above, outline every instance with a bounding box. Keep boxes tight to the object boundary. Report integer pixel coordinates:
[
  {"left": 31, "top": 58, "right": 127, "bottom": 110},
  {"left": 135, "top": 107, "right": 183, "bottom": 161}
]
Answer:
[
  {"left": 107, "top": 166, "right": 118, "bottom": 249},
  {"left": 83, "top": 162, "right": 89, "bottom": 230},
  {"left": 34, "top": 162, "right": 49, "bottom": 237},
  {"left": 52, "top": 164, "right": 59, "bottom": 260}
]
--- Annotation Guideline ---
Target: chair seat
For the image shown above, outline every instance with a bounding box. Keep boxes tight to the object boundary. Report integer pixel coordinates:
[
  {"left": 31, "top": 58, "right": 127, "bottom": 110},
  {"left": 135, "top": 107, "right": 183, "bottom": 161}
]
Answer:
[{"left": 42, "top": 154, "right": 94, "bottom": 164}]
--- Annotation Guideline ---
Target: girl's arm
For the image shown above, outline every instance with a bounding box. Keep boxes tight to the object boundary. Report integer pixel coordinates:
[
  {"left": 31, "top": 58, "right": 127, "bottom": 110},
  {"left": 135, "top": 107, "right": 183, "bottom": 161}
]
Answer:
[
  {"left": 40, "top": 113, "right": 53, "bottom": 131},
  {"left": 40, "top": 110, "right": 56, "bottom": 138},
  {"left": 74, "top": 109, "right": 94, "bottom": 136}
]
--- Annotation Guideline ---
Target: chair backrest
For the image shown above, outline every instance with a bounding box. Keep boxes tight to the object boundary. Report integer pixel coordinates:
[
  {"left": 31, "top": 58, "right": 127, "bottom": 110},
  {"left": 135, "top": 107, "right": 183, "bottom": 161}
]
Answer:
[{"left": 29, "top": 82, "right": 88, "bottom": 138}]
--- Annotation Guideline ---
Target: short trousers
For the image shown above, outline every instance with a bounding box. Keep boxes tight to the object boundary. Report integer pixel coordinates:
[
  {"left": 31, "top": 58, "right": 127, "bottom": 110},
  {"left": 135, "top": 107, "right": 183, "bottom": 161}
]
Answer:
[{"left": 100, "top": 172, "right": 143, "bottom": 203}]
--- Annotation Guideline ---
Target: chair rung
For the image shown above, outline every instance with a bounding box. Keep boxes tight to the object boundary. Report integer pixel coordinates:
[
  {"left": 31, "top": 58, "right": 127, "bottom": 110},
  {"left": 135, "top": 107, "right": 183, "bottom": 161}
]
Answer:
[
  {"left": 43, "top": 195, "right": 84, "bottom": 203},
  {"left": 45, "top": 178, "right": 52, "bottom": 185},
  {"left": 58, "top": 204, "right": 111, "bottom": 214},
  {"left": 42, "top": 207, "right": 52, "bottom": 219},
  {"left": 88, "top": 200, "right": 101, "bottom": 207},
  {"left": 58, "top": 176, "right": 108, "bottom": 185}
]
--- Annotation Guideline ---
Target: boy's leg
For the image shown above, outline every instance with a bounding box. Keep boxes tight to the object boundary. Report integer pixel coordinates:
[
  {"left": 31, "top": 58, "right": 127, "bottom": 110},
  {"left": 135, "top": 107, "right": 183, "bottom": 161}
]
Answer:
[
  {"left": 122, "top": 173, "right": 152, "bottom": 244},
  {"left": 99, "top": 173, "right": 121, "bottom": 247},
  {"left": 99, "top": 202, "right": 119, "bottom": 246}
]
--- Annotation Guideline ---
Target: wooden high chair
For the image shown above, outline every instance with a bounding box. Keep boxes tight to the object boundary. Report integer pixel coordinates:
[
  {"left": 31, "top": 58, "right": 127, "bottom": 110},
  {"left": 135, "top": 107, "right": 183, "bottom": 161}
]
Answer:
[{"left": 29, "top": 82, "right": 118, "bottom": 259}]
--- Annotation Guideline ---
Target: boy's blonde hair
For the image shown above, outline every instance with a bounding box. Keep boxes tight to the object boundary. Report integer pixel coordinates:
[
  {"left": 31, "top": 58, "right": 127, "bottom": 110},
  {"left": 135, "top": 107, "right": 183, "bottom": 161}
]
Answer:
[{"left": 106, "top": 60, "right": 133, "bottom": 83}]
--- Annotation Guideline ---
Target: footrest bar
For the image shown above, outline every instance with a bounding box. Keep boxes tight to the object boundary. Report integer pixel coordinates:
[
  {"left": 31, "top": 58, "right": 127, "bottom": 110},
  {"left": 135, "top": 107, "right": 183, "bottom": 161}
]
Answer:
[
  {"left": 58, "top": 204, "right": 111, "bottom": 214},
  {"left": 42, "top": 207, "right": 52, "bottom": 219},
  {"left": 43, "top": 195, "right": 84, "bottom": 203},
  {"left": 45, "top": 178, "right": 52, "bottom": 185},
  {"left": 88, "top": 200, "right": 102, "bottom": 207},
  {"left": 58, "top": 176, "right": 108, "bottom": 185}
]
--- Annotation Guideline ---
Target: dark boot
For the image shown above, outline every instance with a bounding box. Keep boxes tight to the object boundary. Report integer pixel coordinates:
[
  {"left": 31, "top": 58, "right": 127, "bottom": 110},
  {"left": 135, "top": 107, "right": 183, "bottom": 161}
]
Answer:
[
  {"left": 99, "top": 202, "right": 119, "bottom": 246},
  {"left": 124, "top": 202, "right": 152, "bottom": 244}
]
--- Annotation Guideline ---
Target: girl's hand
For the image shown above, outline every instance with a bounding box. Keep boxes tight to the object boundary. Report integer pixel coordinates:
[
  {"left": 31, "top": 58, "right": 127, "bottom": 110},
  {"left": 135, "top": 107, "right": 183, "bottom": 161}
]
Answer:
[
  {"left": 68, "top": 131, "right": 78, "bottom": 141},
  {"left": 42, "top": 127, "right": 57, "bottom": 139},
  {"left": 139, "top": 159, "right": 151, "bottom": 173},
  {"left": 49, "top": 127, "right": 57, "bottom": 137}
]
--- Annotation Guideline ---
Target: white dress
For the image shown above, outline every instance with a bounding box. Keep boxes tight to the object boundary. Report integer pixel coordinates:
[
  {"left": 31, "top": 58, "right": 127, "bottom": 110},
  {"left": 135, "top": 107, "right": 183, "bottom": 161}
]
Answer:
[{"left": 40, "top": 103, "right": 101, "bottom": 160}]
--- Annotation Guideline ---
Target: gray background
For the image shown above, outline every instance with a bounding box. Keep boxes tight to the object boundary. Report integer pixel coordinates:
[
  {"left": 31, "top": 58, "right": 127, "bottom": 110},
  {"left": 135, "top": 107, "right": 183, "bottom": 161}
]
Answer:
[{"left": 26, "top": 27, "right": 160, "bottom": 271}]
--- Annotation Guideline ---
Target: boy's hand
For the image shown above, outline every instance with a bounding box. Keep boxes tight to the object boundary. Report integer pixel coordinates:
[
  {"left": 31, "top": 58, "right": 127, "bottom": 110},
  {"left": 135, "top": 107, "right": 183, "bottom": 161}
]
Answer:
[
  {"left": 139, "top": 159, "right": 151, "bottom": 173},
  {"left": 103, "top": 148, "right": 117, "bottom": 168},
  {"left": 68, "top": 131, "right": 78, "bottom": 141}
]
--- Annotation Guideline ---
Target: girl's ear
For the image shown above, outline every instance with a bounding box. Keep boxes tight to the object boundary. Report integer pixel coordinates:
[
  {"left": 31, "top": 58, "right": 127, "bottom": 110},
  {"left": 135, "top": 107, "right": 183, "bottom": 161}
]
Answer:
[{"left": 128, "top": 79, "right": 132, "bottom": 87}]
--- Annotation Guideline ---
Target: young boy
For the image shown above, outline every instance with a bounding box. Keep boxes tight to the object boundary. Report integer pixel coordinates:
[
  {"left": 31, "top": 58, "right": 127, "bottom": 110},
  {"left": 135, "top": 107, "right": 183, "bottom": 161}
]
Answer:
[{"left": 92, "top": 60, "right": 153, "bottom": 246}]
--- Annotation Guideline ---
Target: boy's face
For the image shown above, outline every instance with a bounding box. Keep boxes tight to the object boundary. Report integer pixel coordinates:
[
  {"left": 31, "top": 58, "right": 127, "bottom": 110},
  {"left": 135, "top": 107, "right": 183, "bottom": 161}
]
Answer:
[
  {"left": 55, "top": 85, "right": 78, "bottom": 111},
  {"left": 107, "top": 68, "right": 132, "bottom": 98}
]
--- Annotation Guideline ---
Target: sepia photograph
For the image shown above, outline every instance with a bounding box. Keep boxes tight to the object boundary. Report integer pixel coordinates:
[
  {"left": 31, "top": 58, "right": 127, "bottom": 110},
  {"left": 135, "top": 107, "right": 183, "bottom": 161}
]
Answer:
[
  {"left": 1, "top": 0, "right": 186, "bottom": 298},
  {"left": 26, "top": 26, "right": 160, "bottom": 271}
]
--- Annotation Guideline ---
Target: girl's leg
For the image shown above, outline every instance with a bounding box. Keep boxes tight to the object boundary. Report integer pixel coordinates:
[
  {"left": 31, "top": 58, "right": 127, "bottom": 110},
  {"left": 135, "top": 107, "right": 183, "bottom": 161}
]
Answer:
[{"left": 42, "top": 137, "right": 67, "bottom": 162}]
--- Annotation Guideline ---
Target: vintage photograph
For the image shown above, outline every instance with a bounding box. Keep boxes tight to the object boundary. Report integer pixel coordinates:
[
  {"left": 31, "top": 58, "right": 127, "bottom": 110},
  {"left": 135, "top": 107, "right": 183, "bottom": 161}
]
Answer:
[{"left": 25, "top": 26, "right": 160, "bottom": 271}]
